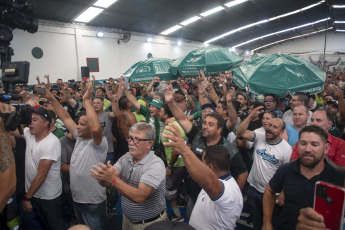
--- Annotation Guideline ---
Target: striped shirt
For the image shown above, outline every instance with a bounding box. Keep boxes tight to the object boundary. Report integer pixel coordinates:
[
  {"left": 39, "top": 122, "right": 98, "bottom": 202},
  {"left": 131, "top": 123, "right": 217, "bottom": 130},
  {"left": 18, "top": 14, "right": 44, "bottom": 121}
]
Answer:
[{"left": 114, "top": 151, "right": 166, "bottom": 221}]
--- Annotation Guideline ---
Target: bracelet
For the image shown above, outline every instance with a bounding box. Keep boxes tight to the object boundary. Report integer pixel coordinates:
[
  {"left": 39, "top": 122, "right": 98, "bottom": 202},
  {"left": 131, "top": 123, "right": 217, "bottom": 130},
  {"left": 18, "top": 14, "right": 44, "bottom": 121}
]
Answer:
[{"left": 110, "top": 176, "right": 119, "bottom": 185}]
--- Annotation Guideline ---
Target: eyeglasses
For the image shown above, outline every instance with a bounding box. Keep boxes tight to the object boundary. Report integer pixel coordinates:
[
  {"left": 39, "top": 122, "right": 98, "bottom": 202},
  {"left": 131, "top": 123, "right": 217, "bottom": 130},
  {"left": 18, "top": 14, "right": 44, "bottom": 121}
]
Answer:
[
  {"left": 126, "top": 136, "right": 152, "bottom": 144},
  {"left": 264, "top": 99, "right": 275, "bottom": 102},
  {"left": 202, "top": 110, "right": 215, "bottom": 114}
]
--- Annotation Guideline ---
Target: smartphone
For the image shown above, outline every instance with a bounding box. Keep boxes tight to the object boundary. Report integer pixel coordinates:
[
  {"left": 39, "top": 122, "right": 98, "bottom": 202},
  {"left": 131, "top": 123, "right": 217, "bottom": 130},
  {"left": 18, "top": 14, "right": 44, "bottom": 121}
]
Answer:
[
  {"left": 37, "top": 87, "right": 46, "bottom": 95},
  {"left": 314, "top": 181, "right": 345, "bottom": 230}
]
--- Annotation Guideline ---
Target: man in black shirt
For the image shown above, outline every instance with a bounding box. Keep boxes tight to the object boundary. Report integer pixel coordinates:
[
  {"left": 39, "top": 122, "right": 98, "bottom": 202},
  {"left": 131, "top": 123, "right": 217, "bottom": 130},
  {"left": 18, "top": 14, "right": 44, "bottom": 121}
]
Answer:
[{"left": 262, "top": 126, "right": 344, "bottom": 230}]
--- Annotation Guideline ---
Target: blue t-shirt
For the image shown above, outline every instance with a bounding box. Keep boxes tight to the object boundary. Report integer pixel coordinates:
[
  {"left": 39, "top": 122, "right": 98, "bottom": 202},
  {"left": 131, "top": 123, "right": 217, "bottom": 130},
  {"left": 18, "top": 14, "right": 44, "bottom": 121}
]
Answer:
[{"left": 286, "top": 124, "right": 299, "bottom": 146}]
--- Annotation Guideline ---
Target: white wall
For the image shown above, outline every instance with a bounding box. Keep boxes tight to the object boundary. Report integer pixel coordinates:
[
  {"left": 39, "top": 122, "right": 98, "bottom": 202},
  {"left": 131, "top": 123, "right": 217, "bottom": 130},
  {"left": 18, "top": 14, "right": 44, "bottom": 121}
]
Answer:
[
  {"left": 8, "top": 21, "right": 203, "bottom": 84},
  {"left": 259, "top": 32, "right": 345, "bottom": 71}
]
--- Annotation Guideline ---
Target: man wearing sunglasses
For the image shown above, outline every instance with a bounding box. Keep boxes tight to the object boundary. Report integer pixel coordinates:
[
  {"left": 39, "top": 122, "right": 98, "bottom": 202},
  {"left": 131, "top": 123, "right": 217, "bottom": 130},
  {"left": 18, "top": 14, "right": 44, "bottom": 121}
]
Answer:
[{"left": 264, "top": 94, "right": 283, "bottom": 118}]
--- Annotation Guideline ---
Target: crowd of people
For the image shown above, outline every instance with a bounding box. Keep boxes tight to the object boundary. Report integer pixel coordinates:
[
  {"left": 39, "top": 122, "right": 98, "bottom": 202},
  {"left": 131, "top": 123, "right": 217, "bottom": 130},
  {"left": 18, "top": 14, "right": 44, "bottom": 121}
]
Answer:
[{"left": 0, "top": 69, "right": 345, "bottom": 230}]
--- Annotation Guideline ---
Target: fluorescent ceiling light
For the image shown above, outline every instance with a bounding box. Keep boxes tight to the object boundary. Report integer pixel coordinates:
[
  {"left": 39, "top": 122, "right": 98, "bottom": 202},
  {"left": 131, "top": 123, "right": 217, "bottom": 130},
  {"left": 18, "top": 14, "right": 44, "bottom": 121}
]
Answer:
[
  {"left": 205, "top": 0, "right": 325, "bottom": 44},
  {"left": 200, "top": 6, "right": 224, "bottom": 17},
  {"left": 225, "top": 0, "right": 248, "bottom": 8},
  {"left": 96, "top": 31, "right": 104, "bottom": 37},
  {"left": 93, "top": 0, "right": 118, "bottom": 8},
  {"left": 177, "top": 40, "right": 182, "bottom": 46},
  {"left": 233, "top": 17, "right": 330, "bottom": 48},
  {"left": 336, "top": 29, "right": 345, "bottom": 32},
  {"left": 252, "top": 28, "right": 332, "bottom": 51},
  {"left": 74, "top": 7, "right": 103, "bottom": 23},
  {"left": 334, "top": 21, "right": 345, "bottom": 23},
  {"left": 146, "top": 37, "right": 152, "bottom": 42},
  {"left": 332, "top": 5, "right": 345, "bottom": 8},
  {"left": 180, "top": 16, "right": 201, "bottom": 26},
  {"left": 160, "top": 25, "right": 182, "bottom": 35}
]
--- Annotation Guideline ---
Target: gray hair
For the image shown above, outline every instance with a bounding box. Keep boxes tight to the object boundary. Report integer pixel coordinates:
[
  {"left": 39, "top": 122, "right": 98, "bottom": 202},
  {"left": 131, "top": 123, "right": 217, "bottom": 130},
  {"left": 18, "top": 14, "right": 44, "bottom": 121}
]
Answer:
[
  {"left": 153, "top": 91, "right": 165, "bottom": 102},
  {"left": 129, "top": 122, "right": 156, "bottom": 141}
]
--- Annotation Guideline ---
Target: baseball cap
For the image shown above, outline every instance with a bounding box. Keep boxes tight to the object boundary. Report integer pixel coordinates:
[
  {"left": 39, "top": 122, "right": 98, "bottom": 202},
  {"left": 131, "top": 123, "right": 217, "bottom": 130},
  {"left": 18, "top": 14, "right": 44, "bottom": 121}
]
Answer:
[
  {"left": 326, "top": 100, "right": 339, "bottom": 108},
  {"left": 33, "top": 107, "right": 52, "bottom": 123},
  {"left": 149, "top": 99, "right": 163, "bottom": 109},
  {"left": 201, "top": 103, "right": 216, "bottom": 111},
  {"left": 237, "top": 92, "right": 247, "bottom": 100}
]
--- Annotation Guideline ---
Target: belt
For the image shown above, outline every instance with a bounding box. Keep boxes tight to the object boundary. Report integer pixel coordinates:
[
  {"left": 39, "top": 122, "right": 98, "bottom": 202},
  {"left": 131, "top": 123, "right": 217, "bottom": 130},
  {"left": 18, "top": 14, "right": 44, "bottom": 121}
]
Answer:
[{"left": 130, "top": 210, "right": 165, "bottom": 225}]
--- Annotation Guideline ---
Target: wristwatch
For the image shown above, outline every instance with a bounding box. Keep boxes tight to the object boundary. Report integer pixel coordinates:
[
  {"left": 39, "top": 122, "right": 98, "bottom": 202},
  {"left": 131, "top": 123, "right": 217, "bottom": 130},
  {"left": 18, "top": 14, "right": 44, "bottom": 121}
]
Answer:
[{"left": 167, "top": 164, "right": 172, "bottom": 169}]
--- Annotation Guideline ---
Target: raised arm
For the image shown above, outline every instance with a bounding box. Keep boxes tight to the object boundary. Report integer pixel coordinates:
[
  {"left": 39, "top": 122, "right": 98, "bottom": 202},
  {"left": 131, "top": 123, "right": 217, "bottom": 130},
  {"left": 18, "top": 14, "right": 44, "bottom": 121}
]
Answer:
[
  {"left": 83, "top": 79, "right": 103, "bottom": 146},
  {"left": 237, "top": 106, "right": 264, "bottom": 141},
  {"left": 147, "top": 76, "right": 159, "bottom": 97},
  {"left": 163, "top": 124, "right": 222, "bottom": 199},
  {"left": 181, "top": 87, "right": 195, "bottom": 111},
  {"left": 164, "top": 84, "right": 193, "bottom": 133},
  {"left": 43, "top": 88, "right": 77, "bottom": 134},
  {"left": 119, "top": 78, "right": 140, "bottom": 110},
  {"left": 334, "top": 88, "right": 345, "bottom": 124},
  {"left": 43, "top": 75, "right": 51, "bottom": 88},
  {"left": 225, "top": 87, "right": 238, "bottom": 132},
  {"left": 0, "top": 103, "right": 16, "bottom": 212}
]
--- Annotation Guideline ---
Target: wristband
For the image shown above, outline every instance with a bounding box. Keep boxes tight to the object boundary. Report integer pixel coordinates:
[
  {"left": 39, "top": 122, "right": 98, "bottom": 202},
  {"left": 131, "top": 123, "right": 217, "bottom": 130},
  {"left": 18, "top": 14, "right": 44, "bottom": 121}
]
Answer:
[
  {"left": 23, "top": 195, "right": 32, "bottom": 202},
  {"left": 110, "top": 176, "right": 119, "bottom": 185}
]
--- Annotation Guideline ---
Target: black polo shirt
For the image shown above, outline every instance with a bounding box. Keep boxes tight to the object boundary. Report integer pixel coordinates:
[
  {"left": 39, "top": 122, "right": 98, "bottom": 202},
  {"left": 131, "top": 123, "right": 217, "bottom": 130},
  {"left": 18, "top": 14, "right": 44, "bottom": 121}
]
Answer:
[{"left": 269, "top": 158, "right": 344, "bottom": 230}]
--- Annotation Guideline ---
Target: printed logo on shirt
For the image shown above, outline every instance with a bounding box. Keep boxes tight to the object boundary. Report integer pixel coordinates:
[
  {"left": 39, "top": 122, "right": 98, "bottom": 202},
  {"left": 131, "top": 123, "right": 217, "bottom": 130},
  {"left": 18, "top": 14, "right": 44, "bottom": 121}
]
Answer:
[
  {"left": 256, "top": 149, "right": 279, "bottom": 164},
  {"left": 100, "top": 122, "right": 106, "bottom": 128}
]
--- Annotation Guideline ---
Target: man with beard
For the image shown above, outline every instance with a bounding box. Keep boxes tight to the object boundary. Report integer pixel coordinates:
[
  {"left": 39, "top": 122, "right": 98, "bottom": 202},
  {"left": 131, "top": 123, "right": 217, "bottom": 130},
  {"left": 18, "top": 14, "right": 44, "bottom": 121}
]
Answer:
[
  {"left": 237, "top": 106, "right": 292, "bottom": 230},
  {"left": 163, "top": 84, "right": 247, "bottom": 216},
  {"left": 290, "top": 109, "right": 345, "bottom": 172},
  {"left": 262, "top": 126, "right": 344, "bottom": 230}
]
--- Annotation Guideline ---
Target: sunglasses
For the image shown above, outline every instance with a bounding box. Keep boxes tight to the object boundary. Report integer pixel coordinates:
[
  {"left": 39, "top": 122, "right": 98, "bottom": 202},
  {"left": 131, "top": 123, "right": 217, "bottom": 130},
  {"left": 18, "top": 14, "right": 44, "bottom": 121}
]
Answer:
[{"left": 264, "top": 99, "right": 275, "bottom": 102}]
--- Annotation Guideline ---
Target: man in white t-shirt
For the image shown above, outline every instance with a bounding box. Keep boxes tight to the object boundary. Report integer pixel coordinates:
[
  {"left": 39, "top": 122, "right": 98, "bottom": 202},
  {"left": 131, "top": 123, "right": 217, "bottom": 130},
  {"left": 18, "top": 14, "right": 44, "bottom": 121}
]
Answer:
[
  {"left": 22, "top": 107, "right": 65, "bottom": 230},
  {"left": 163, "top": 125, "right": 243, "bottom": 230},
  {"left": 237, "top": 106, "right": 292, "bottom": 230}
]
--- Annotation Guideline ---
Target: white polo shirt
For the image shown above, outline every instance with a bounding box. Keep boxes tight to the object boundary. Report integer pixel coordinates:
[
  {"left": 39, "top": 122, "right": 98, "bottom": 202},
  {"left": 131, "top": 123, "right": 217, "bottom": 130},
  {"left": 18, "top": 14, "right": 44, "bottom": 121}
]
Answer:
[{"left": 189, "top": 172, "right": 243, "bottom": 230}]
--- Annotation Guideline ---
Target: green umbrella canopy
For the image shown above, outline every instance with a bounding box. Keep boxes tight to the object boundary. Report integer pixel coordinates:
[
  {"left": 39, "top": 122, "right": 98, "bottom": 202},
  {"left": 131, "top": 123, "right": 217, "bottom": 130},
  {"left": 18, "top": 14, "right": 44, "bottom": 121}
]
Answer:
[
  {"left": 170, "top": 46, "right": 243, "bottom": 76},
  {"left": 123, "top": 57, "right": 177, "bottom": 83},
  {"left": 232, "top": 54, "right": 326, "bottom": 97}
]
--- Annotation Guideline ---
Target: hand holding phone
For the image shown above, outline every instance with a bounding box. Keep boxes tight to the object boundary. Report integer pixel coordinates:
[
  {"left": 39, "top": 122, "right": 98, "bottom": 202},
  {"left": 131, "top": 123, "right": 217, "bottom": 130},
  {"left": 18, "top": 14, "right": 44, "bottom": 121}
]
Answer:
[{"left": 314, "top": 181, "right": 345, "bottom": 230}]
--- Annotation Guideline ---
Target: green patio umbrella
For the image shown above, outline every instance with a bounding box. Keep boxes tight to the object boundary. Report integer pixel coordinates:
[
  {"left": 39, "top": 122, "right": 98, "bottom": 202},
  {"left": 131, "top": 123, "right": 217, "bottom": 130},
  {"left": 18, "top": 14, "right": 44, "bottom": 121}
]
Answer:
[
  {"left": 232, "top": 54, "right": 326, "bottom": 97},
  {"left": 170, "top": 46, "right": 243, "bottom": 76},
  {"left": 123, "top": 57, "right": 177, "bottom": 83}
]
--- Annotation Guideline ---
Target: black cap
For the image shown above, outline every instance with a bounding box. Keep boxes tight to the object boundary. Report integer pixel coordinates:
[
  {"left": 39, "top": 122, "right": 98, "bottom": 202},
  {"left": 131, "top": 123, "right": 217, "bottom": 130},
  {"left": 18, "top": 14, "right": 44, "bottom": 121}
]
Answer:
[{"left": 33, "top": 107, "right": 52, "bottom": 123}]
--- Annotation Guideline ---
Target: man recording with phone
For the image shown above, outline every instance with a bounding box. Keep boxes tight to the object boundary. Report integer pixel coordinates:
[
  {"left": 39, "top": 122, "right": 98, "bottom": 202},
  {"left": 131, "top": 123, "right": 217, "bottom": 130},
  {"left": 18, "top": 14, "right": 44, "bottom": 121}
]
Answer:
[{"left": 262, "top": 126, "right": 345, "bottom": 230}]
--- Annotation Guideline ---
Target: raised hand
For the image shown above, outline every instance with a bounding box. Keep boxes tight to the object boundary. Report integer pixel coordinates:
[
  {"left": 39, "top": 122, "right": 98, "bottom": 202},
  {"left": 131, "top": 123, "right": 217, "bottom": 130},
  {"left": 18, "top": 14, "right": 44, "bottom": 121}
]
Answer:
[
  {"left": 83, "top": 79, "right": 93, "bottom": 100},
  {"left": 163, "top": 84, "right": 175, "bottom": 103}
]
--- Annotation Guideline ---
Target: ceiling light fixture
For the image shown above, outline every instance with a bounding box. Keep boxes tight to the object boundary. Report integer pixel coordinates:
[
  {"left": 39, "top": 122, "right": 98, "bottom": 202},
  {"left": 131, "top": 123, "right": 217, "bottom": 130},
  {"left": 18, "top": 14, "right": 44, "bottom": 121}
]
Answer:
[
  {"left": 160, "top": 25, "right": 182, "bottom": 35},
  {"left": 332, "top": 5, "right": 345, "bottom": 8},
  {"left": 233, "top": 17, "right": 330, "bottom": 48},
  {"left": 96, "top": 31, "right": 104, "bottom": 37},
  {"left": 334, "top": 21, "right": 345, "bottom": 23},
  {"left": 93, "top": 0, "right": 118, "bottom": 8},
  {"left": 177, "top": 40, "right": 182, "bottom": 46},
  {"left": 200, "top": 6, "right": 225, "bottom": 17},
  {"left": 180, "top": 16, "right": 201, "bottom": 26},
  {"left": 204, "top": 0, "right": 325, "bottom": 44},
  {"left": 74, "top": 7, "right": 104, "bottom": 23},
  {"left": 225, "top": 0, "right": 248, "bottom": 8},
  {"left": 336, "top": 29, "right": 345, "bottom": 32},
  {"left": 146, "top": 37, "right": 153, "bottom": 42},
  {"left": 252, "top": 28, "right": 332, "bottom": 51}
]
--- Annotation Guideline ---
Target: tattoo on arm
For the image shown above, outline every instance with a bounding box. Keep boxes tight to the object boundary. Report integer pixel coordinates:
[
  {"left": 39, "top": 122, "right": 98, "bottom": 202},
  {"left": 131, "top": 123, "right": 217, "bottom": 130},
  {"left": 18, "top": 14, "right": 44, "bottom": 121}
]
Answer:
[{"left": 0, "top": 129, "right": 14, "bottom": 173}]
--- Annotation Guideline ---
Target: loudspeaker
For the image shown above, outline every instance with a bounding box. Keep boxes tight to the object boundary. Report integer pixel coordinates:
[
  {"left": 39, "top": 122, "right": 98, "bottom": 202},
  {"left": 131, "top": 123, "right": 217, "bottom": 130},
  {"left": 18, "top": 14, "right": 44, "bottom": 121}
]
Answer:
[{"left": 81, "top": 66, "right": 90, "bottom": 78}]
